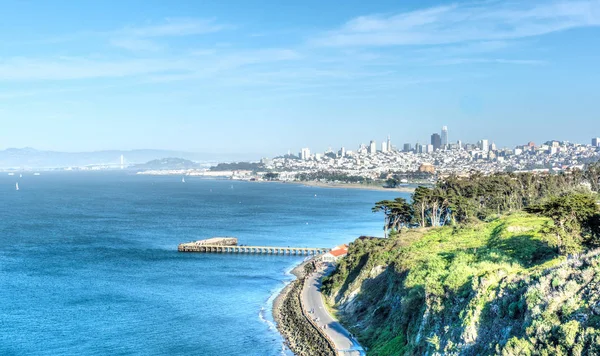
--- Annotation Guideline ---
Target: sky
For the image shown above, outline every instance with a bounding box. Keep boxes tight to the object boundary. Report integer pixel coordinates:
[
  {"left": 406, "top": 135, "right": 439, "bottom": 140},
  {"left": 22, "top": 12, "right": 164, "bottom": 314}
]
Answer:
[{"left": 1, "top": 0, "right": 599, "bottom": 158}]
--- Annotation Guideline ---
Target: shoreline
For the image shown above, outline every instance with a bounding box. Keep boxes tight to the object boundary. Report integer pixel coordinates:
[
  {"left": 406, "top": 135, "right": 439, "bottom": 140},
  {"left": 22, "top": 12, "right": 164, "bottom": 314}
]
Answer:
[
  {"left": 272, "top": 257, "right": 336, "bottom": 356},
  {"left": 274, "top": 180, "right": 418, "bottom": 193}
]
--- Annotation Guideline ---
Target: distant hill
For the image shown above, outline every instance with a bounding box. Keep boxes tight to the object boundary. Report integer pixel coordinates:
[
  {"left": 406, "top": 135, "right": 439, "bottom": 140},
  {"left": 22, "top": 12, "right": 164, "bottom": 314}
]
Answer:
[
  {"left": 0, "top": 148, "right": 245, "bottom": 169},
  {"left": 132, "top": 158, "right": 201, "bottom": 170}
]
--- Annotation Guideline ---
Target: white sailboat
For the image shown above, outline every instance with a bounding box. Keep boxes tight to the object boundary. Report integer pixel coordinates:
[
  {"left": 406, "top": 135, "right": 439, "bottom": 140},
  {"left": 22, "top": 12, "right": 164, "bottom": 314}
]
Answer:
[
  {"left": 15, "top": 182, "right": 19, "bottom": 191},
  {"left": 8, "top": 172, "right": 14, "bottom": 176},
  {"left": 182, "top": 177, "right": 186, "bottom": 183}
]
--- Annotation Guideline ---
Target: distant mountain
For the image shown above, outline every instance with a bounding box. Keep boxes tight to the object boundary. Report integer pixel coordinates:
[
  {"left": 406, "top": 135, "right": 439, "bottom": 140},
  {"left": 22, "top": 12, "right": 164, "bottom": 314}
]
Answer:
[
  {"left": 132, "top": 158, "right": 202, "bottom": 170},
  {"left": 0, "top": 148, "right": 241, "bottom": 169}
]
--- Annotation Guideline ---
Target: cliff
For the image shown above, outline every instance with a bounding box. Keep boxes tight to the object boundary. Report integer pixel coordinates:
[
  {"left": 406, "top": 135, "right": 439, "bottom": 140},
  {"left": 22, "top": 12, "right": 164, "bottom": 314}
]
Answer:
[{"left": 322, "top": 213, "right": 600, "bottom": 355}]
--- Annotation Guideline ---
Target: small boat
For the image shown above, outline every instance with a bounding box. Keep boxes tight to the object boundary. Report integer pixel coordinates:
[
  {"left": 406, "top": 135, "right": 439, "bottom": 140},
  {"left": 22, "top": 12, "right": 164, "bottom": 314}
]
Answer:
[
  {"left": 15, "top": 183, "right": 19, "bottom": 191},
  {"left": 8, "top": 173, "right": 14, "bottom": 176},
  {"left": 182, "top": 177, "right": 186, "bottom": 183},
  {"left": 33, "top": 173, "right": 40, "bottom": 176},
  {"left": 19, "top": 174, "right": 22, "bottom": 178}
]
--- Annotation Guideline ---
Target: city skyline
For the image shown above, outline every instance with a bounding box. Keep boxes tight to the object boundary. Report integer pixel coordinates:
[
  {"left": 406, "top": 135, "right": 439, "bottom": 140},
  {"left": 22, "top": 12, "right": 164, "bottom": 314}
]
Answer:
[
  {"left": 288, "top": 124, "right": 599, "bottom": 160},
  {"left": 1, "top": 0, "right": 600, "bottom": 156}
]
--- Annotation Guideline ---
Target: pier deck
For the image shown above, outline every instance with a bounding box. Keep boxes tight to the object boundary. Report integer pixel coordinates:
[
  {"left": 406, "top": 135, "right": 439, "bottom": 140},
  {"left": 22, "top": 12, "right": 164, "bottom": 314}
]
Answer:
[{"left": 178, "top": 243, "right": 330, "bottom": 255}]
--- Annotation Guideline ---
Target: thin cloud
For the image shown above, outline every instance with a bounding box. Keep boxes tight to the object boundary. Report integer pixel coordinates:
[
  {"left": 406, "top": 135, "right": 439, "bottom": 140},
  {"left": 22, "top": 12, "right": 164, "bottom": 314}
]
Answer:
[
  {"left": 434, "top": 58, "right": 547, "bottom": 66},
  {"left": 110, "top": 38, "right": 163, "bottom": 52},
  {"left": 120, "top": 18, "right": 231, "bottom": 38},
  {"left": 0, "top": 57, "right": 189, "bottom": 81},
  {"left": 312, "top": 0, "right": 600, "bottom": 47}
]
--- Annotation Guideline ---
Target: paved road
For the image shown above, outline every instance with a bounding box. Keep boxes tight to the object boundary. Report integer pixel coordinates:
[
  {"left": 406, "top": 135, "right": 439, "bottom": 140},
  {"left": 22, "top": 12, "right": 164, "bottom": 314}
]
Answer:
[{"left": 301, "top": 264, "right": 366, "bottom": 356}]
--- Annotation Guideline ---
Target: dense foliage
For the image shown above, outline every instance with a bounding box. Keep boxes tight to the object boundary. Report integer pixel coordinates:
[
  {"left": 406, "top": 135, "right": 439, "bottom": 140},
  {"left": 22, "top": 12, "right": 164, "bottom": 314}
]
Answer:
[
  {"left": 296, "top": 171, "right": 373, "bottom": 184},
  {"left": 209, "top": 161, "right": 263, "bottom": 171},
  {"left": 323, "top": 215, "right": 600, "bottom": 355},
  {"left": 323, "top": 164, "right": 600, "bottom": 355},
  {"left": 374, "top": 165, "right": 600, "bottom": 253}
]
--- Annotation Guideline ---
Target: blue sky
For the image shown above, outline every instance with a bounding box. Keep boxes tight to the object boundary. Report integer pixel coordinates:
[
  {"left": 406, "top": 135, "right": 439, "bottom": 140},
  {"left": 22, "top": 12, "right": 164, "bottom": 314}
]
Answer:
[{"left": 1, "top": 0, "right": 599, "bottom": 157}]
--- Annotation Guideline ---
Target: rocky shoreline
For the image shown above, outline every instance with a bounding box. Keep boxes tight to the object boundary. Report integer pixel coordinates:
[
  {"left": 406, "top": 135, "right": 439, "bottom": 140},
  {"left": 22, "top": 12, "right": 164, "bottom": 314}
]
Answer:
[{"left": 273, "top": 259, "right": 336, "bottom": 356}]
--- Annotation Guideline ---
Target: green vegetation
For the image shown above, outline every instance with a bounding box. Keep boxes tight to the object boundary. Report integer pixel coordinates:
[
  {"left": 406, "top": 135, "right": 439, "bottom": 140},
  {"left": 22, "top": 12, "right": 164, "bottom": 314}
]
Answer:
[
  {"left": 382, "top": 171, "right": 435, "bottom": 187},
  {"left": 296, "top": 171, "right": 374, "bottom": 184},
  {"left": 209, "top": 161, "right": 263, "bottom": 171},
  {"left": 264, "top": 172, "right": 280, "bottom": 181},
  {"left": 324, "top": 164, "right": 600, "bottom": 355},
  {"left": 374, "top": 166, "right": 600, "bottom": 252}
]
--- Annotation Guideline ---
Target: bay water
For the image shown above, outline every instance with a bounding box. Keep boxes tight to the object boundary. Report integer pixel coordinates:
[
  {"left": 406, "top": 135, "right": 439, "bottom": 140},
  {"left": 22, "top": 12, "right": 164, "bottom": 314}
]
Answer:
[{"left": 0, "top": 173, "right": 403, "bottom": 355}]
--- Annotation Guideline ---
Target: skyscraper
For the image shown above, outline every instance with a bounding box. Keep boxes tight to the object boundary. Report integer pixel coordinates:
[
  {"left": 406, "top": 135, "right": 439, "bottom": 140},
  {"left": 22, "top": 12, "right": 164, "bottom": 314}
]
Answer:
[
  {"left": 381, "top": 142, "right": 388, "bottom": 153},
  {"left": 369, "top": 140, "right": 377, "bottom": 155},
  {"left": 387, "top": 135, "right": 392, "bottom": 152},
  {"left": 593, "top": 138, "right": 600, "bottom": 147},
  {"left": 300, "top": 148, "right": 311, "bottom": 160},
  {"left": 480, "top": 139, "right": 489, "bottom": 152},
  {"left": 441, "top": 126, "right": 448, "bottom": 148},
  {"left": 403, "top": 143, "right": 412, "bottom": 152},
  {"left": 431, "top": 133, "right": 442, "bottom": 151}
]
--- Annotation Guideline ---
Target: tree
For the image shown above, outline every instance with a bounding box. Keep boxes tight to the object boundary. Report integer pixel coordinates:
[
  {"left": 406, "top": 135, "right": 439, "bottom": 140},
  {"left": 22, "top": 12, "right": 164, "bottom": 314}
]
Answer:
[
  {"left": 585, "top": 162, "right": 600, "bottom": 192},
  {"left": 373, "top": 198, "right": 413, "bottom": 238},
  {"left": 264, "top": 172, "right": 279, "bottom": 181},
  {"left": 526, "top": 193, "right": 599, "bottom": 253},
  {"left": 412, "top": 186, "right": 433, "bottom": 227}
]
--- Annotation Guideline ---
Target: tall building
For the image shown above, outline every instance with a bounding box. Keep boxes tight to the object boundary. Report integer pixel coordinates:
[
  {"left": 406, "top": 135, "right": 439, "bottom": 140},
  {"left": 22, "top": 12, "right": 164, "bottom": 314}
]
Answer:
[
  {"left": 593, "top": 138, "right": 600, "bottom": 147},
  {"left": 403, "top": 143, "right": 412, "bottom": 152},
  {"left": 300, "top": 148, "right": 311, "bottom": 160},
  {"left": 441, "top": 126, "right": 448, "bottom": 147},
  {"left": 369, "top": 140, "right": 377, "bottom": 155},
  {"left": 387, "top": 135, "right": 392, "bottom": 152},
  {"left": 431, "top": 133, "right": 442, "bottom": 151},
  {"left": 339, "top": 147, "right": 346, "bottom": 157},
  {"left": 457, "top": 140, "right": 462, "bottom": 150},
  {"left": 381, "top": 142, "right": 388, "bottom": 153},
  {"left": 490, "top": 142, "right": 497, "bottom": 151},
  {"left": 480, "top": 139, "right": 489, "bottom": 152}
]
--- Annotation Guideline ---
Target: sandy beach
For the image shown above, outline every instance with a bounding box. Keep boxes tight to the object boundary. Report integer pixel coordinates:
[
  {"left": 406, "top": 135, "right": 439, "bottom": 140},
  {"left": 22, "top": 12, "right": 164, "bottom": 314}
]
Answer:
[{"left": 280, "top": 180, "right": 418, "bottom": 193}]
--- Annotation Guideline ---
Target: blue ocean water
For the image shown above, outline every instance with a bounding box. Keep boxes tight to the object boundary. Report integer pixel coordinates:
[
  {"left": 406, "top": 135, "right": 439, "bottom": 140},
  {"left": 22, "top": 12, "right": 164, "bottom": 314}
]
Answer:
[{"left": 0, "top": 173, "right": 404, "bottom": 355}]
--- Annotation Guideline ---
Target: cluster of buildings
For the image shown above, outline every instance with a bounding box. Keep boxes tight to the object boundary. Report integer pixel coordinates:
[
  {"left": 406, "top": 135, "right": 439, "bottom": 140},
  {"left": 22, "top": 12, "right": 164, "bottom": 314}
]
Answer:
[{"left": 259, "top": 128, "right": 600, "bottom": 181}]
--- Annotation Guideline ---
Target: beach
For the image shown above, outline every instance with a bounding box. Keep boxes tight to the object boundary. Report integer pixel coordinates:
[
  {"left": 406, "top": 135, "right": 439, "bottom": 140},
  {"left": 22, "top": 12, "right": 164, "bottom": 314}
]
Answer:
[{"left": 280, "top": 180, "right": 418, "bottom": 193}]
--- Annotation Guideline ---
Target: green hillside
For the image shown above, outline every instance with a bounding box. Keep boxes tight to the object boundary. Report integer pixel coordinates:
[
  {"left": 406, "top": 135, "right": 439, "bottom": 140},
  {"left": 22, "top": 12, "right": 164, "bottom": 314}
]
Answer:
[{"left": 323, "top": 213, "right": 600, "bottom": 355}]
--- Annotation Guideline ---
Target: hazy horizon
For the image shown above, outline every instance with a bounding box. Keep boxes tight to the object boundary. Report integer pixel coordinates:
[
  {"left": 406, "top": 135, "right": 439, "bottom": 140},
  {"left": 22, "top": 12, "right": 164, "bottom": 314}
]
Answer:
[{"left": 1, "top": 0, "right": 600, "bottom": 156}]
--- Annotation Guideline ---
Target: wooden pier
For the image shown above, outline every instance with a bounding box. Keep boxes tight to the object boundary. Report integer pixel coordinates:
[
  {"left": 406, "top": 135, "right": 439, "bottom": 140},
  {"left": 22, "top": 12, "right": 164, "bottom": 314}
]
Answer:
[{"left": 178, "top": 242, "right": 330, "bottom": 255}]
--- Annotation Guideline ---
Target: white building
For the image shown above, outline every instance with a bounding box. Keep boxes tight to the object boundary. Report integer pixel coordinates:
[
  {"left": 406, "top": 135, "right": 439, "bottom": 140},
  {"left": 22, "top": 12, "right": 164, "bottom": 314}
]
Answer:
[
  {"left": 321, "top": 244, "right": 349, "bottom": 263},
  {"left": 441, "top": 126, "right": 448, "bottom": 147},
  {"left": 480, "top": 139, "right": 489, "bottom": 152},
  {"left": 369, "top": 140, "right": 377, "bottom": 155},
  {"left": 381, "top": 141, "right": 388, "bottom": 153},
  {"left": 300, "top": 148, "right": 311, "bottom": 160}
]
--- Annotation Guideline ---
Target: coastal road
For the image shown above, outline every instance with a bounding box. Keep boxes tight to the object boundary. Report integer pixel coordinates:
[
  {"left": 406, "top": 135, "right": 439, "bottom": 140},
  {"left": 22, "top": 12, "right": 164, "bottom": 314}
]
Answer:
[{"left": 301, "top": 264, "right": 366, "bottom": 356}]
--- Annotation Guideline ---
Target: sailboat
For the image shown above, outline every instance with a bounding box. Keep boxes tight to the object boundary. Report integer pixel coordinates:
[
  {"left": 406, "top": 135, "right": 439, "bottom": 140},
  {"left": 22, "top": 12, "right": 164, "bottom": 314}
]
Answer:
[
  {"left": 15, "top": 182, "right": 19, "bottom": 191},
  {"left": 182, "top": 177, "right": 186, "bottom": 183}
]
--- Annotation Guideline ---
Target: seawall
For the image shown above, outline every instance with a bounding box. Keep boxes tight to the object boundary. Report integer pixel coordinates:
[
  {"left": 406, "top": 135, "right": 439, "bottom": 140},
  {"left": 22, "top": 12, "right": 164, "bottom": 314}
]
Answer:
[{"left": 273, "top": 260, "right": 337, "bottom": 356}]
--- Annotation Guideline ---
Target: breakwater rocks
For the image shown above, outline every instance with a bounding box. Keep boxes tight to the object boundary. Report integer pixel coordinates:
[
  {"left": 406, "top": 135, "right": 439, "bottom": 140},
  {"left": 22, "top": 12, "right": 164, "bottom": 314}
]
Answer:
[{"left": 274, "top": 261, "right": 337, "bottom": 356}]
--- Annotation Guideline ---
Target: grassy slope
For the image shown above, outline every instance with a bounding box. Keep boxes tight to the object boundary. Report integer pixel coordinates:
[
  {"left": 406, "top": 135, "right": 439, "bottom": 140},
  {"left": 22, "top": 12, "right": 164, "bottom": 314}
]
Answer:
[{"left": 323, "top": 213, "right": 600, "bottom": 355}]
